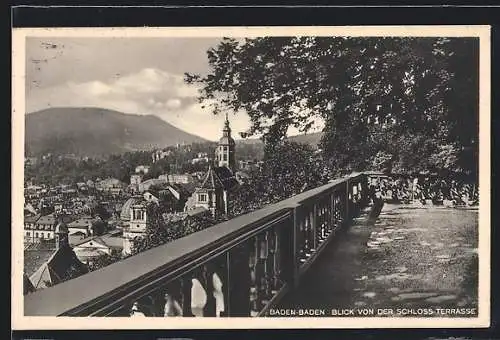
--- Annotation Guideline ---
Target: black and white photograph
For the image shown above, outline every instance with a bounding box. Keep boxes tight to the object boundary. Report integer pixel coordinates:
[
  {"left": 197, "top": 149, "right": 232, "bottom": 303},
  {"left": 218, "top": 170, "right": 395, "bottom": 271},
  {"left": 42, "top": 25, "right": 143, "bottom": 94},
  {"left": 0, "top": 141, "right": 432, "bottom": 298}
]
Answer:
[{"left": 11, "top": 26, "right": 490, "bottom": 329}]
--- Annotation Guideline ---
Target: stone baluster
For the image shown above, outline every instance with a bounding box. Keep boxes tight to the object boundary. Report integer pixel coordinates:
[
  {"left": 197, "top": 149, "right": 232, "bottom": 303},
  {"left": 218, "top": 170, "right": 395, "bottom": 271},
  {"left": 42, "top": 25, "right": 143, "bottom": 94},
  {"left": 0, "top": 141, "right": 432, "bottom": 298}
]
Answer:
[
  {"left": 259, "top": 231, "right": 272, "bottom": 306},
  {"left": 338, "top": 193, "right": 345, "bottom": 223},
  {"left": 318, "top": 201, "right": 326, "bottom": 242},
  {"left": 270, "top": 229, "right": 282, "bottom": 295},
  {"left": 190, "top": 271, "right": 207, "bottom": 317},
  {"left": 148, "top": 290, "right": 166, "bottom": 317},
  {"left": 308, "top": 208, "right": 315, "bottom": 254},
  {"left": 249, "top": 237, "right": 260, "bottom": 316},
  {"left": 226, "top": 243, "right": 251, "bottom": 316},
  {"left": 302, "top": 211, "right": 311, "bottom": 260},
  {"left": 296, "top": 215, "right": 305, "bottom": 266},
  {"left": 163, "top": 280, "right": 183, "bottom": 317},
  {"left": 326, "top": 196, "right": 332, "bottom": 235},
  {"left": 324, "top": 200, "right": 329, "bottom": 236},
  {"left": 201, "top": 265, "right": 217, "bottom": 317},
  {"left": 330, "top": 193, "right": 335, "bottom": 233},
  {"left": 212, "top": 271, "right": 225, "bottom": 317},
  {"left": 315, "top": 203, "right": 321, "bottom": 244},
  {"left": 334, "top": 195, "right": 341, "bottom": 226},
  {"left": 280, "top": 214, "right": 295, "bottom": 287},
  {"left": 163, "top": 292, "right": 183, "bottom": 317},
  {"left": 181, "top": 276, "right": 194, "bottom": 317},
  {"left": 353, "top": 183, "right": 361, "bottom": 216},
  {"left": 311, "top": 205, "right": 317, "bottom": 251}
]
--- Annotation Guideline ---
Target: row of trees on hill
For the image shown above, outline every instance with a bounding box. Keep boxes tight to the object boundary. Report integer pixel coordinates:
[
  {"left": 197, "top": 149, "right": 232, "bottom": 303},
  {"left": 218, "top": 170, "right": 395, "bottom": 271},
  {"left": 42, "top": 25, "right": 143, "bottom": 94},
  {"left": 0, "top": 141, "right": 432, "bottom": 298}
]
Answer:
[
  {"left": 186, "top": 36, "right": 479, "bottom": 177},
  {"left": 25, "top": 151, "right": 152, "bottom": 185}
]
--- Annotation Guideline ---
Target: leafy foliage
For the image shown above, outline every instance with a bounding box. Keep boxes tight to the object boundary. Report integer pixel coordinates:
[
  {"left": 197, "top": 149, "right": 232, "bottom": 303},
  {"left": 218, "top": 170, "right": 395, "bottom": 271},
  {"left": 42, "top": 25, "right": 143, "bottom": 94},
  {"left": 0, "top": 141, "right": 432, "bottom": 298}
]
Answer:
[
  {"left": 130, "top": 203, "right": 219, "bottom": 255},
  {"left": 186, "top": 37, "right": 478, "bottom": 176},
  {"left": 232, "top": 141, "right": 328, "bottom": 214},
  {"left": 87, "top": 252, "right": 123, "bottom": 272}
]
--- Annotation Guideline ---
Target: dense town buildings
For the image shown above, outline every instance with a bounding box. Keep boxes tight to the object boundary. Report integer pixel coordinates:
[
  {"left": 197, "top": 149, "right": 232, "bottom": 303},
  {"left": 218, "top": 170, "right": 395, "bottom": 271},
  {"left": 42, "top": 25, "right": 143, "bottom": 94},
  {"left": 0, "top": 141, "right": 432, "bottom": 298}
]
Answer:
[{"left": 23, "top": 116, "right": 248, "bottom": 292}]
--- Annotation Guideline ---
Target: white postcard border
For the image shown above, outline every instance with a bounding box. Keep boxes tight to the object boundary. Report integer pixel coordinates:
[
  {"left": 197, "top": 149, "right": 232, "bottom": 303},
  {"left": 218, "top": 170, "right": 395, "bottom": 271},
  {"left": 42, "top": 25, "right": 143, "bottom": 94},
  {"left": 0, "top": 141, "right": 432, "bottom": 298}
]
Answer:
[{"left": 11, "top": 25, "right": 491, "bottom": 330}]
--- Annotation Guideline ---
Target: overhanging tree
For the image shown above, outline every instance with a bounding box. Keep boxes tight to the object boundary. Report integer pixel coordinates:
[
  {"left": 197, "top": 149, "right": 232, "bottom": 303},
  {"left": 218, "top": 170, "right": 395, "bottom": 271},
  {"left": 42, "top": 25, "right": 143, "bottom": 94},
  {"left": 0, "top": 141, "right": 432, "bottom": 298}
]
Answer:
[{"left": 186, "top": 36, "right": 478, "bottom": 176}]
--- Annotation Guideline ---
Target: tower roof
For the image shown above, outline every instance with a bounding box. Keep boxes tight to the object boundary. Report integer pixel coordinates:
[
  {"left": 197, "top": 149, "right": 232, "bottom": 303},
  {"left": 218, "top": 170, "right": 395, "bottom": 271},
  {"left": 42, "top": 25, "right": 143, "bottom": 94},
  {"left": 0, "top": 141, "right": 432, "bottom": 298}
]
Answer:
[
  {"left": 219, "top": 135, "right": 235, "bottom": 145},
  {"left": 219, "top": 113, "right": 235, "bottom": 145},
  {"left": 199, "top": 164, "right": 224, "bottom": 190}
]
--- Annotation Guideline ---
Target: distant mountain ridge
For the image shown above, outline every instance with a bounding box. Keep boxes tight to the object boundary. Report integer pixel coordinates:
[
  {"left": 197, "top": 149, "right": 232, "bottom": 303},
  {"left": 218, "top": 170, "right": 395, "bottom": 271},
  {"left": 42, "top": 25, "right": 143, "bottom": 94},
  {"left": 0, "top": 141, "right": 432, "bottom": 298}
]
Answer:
[{"left": 25, "top": 107, "right": 209, "bottom": 157}]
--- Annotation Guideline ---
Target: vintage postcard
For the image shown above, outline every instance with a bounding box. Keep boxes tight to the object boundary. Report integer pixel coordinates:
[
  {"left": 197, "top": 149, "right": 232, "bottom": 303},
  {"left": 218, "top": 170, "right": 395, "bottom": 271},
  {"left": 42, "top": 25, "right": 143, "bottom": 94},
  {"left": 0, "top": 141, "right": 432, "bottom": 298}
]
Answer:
[{"left": 11, "top": 25, "right": 491, "bottom": 329}]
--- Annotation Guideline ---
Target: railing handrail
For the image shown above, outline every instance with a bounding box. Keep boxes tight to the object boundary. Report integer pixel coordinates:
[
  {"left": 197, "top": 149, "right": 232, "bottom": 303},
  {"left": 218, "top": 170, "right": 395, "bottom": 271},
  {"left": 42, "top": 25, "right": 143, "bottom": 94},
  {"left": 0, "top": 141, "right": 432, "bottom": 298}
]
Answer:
[{"left": 23, "top": 173, "right": 364, "bottom": 316}]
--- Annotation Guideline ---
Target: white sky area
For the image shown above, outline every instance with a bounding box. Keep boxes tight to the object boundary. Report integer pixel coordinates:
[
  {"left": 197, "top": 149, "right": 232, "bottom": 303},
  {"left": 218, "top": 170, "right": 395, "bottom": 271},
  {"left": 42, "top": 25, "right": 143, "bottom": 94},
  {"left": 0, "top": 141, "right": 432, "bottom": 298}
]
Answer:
[{"left": 26, "top": 37, "right": 324, "bottom": 141}]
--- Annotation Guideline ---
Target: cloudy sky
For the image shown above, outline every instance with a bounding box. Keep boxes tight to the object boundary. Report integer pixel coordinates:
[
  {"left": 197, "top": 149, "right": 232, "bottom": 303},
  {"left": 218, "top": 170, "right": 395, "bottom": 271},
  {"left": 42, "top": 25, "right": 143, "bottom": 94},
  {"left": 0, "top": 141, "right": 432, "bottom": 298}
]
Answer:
[{"left": 26, "top": 37, "right": 258, "bottom": 141}]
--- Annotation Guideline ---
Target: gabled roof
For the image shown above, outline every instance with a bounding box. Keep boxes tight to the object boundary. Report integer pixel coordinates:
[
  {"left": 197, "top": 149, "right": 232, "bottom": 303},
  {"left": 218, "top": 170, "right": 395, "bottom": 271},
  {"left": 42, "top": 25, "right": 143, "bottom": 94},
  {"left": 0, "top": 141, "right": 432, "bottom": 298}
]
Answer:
[
  {"left": 36, "top": 214, "right": 56, "bottom": 225},
  {"left": 71, "top": 233, "right": 124, "bottom": 250},
  {"left": 68, "top": 217, "right": 93, "bottom": 229},
  {"left": 214, "top": 165, "right": 233, "bottom": 179},
  {"left": 24, "top": 213, "right": 41, "bottom": 224},
  {"left": 167, "top": 183, "right": 195, "bottom": 199},
  {"left": 29, "top": 246, "right": 88, "bottom": 290},
  {"left": 140, "top": 178, "right": 167, "bottom": 188},
  {"left": 175, "top": 182, "right": 197, "bottom": 196},
  {"left": 97, "top": 235, "right": 124, "bottom": 249},
  {"left": 24, "top": 249, "right": 55, "bottom": 277},
  {"left": 24, "top": 274, "right": 36, "bottom": 295},
  {"left": 199, "top": 165, "right": 224, "bottom": 190}
]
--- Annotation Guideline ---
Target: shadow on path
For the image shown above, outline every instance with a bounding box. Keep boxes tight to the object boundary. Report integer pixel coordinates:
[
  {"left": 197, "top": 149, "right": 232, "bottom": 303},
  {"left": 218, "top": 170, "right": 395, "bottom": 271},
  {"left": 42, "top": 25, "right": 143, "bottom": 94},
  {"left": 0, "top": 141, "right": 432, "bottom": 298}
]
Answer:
[{"left": 277, "top": 204, "right": 479, "bottom": 315}]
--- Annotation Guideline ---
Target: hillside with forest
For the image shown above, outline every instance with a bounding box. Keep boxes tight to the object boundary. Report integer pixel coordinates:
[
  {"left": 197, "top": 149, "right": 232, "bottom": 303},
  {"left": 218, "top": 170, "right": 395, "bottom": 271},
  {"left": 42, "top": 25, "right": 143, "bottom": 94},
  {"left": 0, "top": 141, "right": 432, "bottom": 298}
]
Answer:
[{"left": 25, "top": 107, "right": 209, "bottom": 157}]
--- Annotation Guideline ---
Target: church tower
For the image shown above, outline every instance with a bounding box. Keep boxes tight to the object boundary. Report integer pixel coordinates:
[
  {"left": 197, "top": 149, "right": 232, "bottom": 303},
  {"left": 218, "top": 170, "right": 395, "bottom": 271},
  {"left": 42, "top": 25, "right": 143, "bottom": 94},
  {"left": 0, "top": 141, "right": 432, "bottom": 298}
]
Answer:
[
  {"left": 215, "top": 113, "right": 236, "bottom": 172},
  {"left": 55, "top": 220, "right": 69, "bottom": 250}
]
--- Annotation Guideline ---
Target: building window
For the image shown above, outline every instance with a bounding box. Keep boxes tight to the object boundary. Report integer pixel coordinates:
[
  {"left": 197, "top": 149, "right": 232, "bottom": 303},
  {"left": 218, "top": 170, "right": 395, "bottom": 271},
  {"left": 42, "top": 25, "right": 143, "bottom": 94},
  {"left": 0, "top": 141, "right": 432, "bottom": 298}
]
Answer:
[
  {"left": 223, "top": 146, "right": 228, "bottom": 152},
  {"left": 199, "top": 193, "right": 207, "bottom": 202},
  {"left": 35, "top": 232, "right": 38, "bottom": 238},
  {"left": 223, "top": 154, "right": 228, "bottom": 161}
]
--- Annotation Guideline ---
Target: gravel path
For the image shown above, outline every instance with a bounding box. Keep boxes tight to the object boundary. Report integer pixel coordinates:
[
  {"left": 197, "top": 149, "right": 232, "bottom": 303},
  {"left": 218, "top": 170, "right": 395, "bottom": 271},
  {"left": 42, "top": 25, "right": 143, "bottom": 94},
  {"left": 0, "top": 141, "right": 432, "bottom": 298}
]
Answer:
[{"left": 277, "top": 204, "right": 479, "bottom": 317}]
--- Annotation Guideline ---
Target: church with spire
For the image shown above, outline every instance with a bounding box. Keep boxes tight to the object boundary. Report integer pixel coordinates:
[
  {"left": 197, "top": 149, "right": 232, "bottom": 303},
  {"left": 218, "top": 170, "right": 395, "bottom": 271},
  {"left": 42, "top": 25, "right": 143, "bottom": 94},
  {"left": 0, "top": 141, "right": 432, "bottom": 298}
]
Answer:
[
  {"left": 215, "top": 112, "right": 236, "bottom": 171},
  {"left": 184, "top": 114, "right": 239, "bottom": 218}
]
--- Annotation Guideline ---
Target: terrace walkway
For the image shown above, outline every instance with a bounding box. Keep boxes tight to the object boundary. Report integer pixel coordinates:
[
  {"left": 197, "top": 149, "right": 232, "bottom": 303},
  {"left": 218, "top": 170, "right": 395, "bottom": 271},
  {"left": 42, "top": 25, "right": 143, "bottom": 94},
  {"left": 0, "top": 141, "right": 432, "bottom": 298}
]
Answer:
[{"left": 277, "top": 203, "right": 479, "bottom": 316}]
